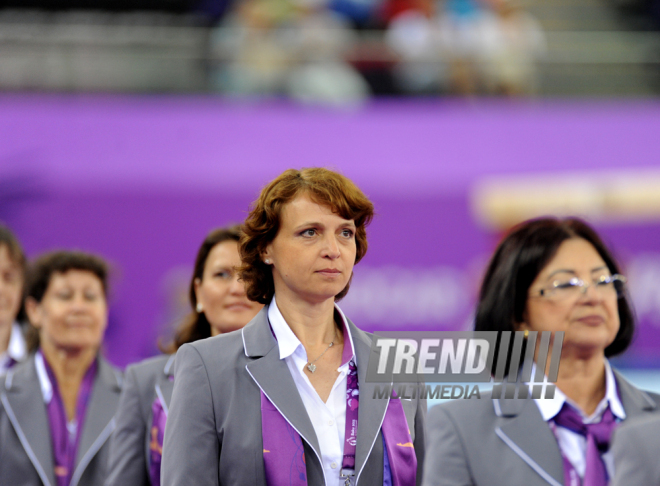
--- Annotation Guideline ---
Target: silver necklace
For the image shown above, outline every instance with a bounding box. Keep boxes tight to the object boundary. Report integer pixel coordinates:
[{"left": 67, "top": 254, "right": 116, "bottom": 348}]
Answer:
[{"left": 306, "top": 329, "right": 337, "bottom": 373}]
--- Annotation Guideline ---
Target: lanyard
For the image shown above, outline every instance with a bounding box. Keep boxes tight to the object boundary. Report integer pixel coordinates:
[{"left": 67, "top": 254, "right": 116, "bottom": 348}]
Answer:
[{"left": 341, "top": 358, "right": 359, "bottom": 485}]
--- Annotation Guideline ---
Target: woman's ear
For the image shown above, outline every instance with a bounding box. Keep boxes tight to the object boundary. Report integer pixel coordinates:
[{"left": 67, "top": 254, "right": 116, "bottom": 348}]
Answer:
[
  {"left": 261, "top": 245, "right": 273, "bottom": 265},
  {"left": 24, "top": 297, "right": 42, "bottom": 329},
  {"left": 193, "top": 277, "right": 202, "bottom": 307}
]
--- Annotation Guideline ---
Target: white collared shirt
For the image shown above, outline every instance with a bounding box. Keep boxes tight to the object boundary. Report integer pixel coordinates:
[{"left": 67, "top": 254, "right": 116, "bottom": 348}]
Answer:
[
  {"left": 0, "top": 322, "right": 27, "bottom": 376},
  {"left": 268, "top": 296, "right": 356, "bottom": 486},
  {"left": 533, "top": 360, "right": 625, "bottom": 480}
]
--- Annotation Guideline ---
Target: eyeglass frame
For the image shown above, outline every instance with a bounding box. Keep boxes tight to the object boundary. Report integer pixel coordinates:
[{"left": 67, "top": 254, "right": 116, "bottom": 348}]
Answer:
[{"left": 533, "top": 274, "right": 627, "bottom": 300}]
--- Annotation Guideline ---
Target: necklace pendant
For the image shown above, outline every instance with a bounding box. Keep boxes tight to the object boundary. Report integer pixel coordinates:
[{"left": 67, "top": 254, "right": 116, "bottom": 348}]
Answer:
[{"left": 307, "top": 363, "right": 317, "bottom": 373}]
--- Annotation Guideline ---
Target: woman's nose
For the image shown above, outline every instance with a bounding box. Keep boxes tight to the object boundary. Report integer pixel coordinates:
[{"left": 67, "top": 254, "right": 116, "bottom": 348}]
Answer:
[{"left": 322, "top": 235, "right": 341, "bottom": 259}]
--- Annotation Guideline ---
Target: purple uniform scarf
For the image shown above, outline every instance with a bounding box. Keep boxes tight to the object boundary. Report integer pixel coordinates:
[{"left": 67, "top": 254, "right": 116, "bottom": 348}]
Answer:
[
  {"left": 551, "top": 403, "right": 618, "bottom": 486},
  {"left": 261, "top": 325, "right": 417, "bottom": 486},
  {"left": 149, "top": 376, "right": 173, "bottom": 486},
  {"left": 42, "top": 353, "right": 98, "bottom": 486}
]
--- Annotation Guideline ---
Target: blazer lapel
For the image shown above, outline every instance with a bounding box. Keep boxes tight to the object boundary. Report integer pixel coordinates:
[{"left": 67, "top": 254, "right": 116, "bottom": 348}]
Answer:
[
  {"left": 614, "top": 369, "right": 658, "bottom": 419},
  {"left": 71, "top": 357, "right": 122, "bottom": 486},
  {"left": 1, "top": 358, "right": 57, "bottom": 486},
  {"left": 349, "top": 321, "right": 389, "bottom": 481},
  {"left": 495, "top": 397, "right": 564, "bottom": 486},
  {"left": 156, "top": 355, "right": 176, "bottom": 414},
  {"left": 243, "top": 309, "right": 323, "bottom": 461}
]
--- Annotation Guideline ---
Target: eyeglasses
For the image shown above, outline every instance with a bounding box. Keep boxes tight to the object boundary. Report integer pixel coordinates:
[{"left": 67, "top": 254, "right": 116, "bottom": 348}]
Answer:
[{"left": 535, "top": 274, "right": 627, "bottom": 301}]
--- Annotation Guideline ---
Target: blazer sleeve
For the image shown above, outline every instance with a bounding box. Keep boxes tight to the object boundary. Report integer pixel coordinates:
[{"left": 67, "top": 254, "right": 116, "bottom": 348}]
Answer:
[
  {"left": 421, "top": 405, "right": 475, "bottom": 486},
  {"left": 611, "top": 417, "right": 660, "bottom": 486},
  {"left": 161, "top": 344, "right": 219, "bottom": 486},
  {"left": 105, "top": 365, "right": 150, "bottom": 486},
  {"left": 415, "top": 396, "right": 427, "bottom": 486}
]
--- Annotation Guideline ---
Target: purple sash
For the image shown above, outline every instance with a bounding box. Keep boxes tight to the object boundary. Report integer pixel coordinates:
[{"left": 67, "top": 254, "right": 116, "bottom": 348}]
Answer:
[
  {"left": 42, "top": 353, "right": 98, "bottom": 486},
  {"left": 149, "top": 396, "right": 168, "bottom": 486},
  {"left": 261, "top": 325, "right": 417, "bottom": 486}
]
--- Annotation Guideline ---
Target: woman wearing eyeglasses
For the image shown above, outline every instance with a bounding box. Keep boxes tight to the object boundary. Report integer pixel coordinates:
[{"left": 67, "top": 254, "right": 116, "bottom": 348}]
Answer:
[{"left": 422, "top": 217, "right": 659, "bottom": 486}]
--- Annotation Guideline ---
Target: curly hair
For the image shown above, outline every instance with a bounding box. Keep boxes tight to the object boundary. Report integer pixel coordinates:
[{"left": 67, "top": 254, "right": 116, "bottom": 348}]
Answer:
[
  {"left": 239, "top": 168, "right": 374, "bottom": 304},
  {"left": 25, "top": 250, "right": 109, "bottom": 351}
]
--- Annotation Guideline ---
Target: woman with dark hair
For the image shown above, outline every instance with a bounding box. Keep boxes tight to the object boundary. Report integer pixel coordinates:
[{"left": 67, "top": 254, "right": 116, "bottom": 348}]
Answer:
[
  {"left": 0, "top": 250, "right": 122, "bottom": 486},
  {"left": 422, "top": 217, "right": 660, "bottom": 486},
  {"left": 106, "top": 225, "right": 263, "bottom": 486},
  {"left": 0, "top": 224, "right": 28, "bottom": 375},
  {"left": 162, "top": 168, "right": 426, "bottom": 486}
]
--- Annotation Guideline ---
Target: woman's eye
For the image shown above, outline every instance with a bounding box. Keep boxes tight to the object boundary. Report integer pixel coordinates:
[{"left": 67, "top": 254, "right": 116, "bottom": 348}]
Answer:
[
  {"left": 56, "top": 292, "right": 73, "bottom": 300},
  {"left": 554, "top": 281, "right": 578, "bottom": 290},
  {"left": 301, "top": 229, "right": 316, "bottom": 237},
  {"left": 215, "top": 271, "right": 232, "bottom": 279},
  {"left": 341, "top": 229, "right": 354, "bottom": 238},
  {"left": 84, "top": 293, "right": 99, "bottom": 301}
]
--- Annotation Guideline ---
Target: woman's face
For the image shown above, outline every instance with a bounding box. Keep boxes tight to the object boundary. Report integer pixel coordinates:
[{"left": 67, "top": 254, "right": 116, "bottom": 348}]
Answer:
[
  {"left": 0, "top": 244, "right": 23, "bottom": 329},
  {"left": 263, "top": 193, "right": 357, "bottom": 304},
  {"left": 194, "top": 240, "right": 262, "bottom": 335},
  {"left": 522, "top": 238, "right": 620, "bottom": 355},
  {"left": 28, "top": 270, "right": 107, "bottom": 353}
]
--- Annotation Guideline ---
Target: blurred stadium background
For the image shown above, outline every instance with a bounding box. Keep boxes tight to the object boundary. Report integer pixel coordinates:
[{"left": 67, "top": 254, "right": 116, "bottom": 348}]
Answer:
[{"left": 1, "top": 0, "right": 660, "bottom": 395}]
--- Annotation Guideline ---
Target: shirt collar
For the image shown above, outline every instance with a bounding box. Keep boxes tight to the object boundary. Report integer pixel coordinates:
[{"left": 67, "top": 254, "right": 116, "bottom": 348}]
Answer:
[
  {"left": 534, "top": 359, "right": 625, "bottom": 422},
  {"left": 8, "top": 322, "right": 27, "bottom": 362},
  {"left": 267, "top": 295, "right": 357, "bottom": 368},
  {"left": 34, "top": 351, "right": 53, "bottom": 404}
]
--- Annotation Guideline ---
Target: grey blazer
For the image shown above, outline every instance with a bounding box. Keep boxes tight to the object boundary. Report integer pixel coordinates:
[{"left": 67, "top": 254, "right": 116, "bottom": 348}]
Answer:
[
  {"left": 106, "top": 354, "right": 175, "bottom": 486},
  {"left": 162, "top": 307, "right": 427, "bottom": 486},
  {"left": 422, "top": 370, "right": 660, "bottom": 486},
  {"left": 0, "top": 354, "right": 123, "bottom": 486},
  {"left": 611, "top": 414, "right": 660, "bottom": 486}
]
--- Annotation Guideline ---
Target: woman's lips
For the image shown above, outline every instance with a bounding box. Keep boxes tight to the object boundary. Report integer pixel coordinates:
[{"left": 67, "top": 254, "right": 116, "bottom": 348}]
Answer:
[
  {"left": 316, "top": 268, "right": 341, "bottom": 276},
  {"left": 225, "top": 303, "right": 253, "bottom": 311},
  {"left": 576, "top": 315, "right": 606, "bottom": 326}
]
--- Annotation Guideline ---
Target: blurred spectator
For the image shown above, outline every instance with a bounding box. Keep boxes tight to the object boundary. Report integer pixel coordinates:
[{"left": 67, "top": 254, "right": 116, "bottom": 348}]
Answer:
[
  {"left": 386, "top": 10, "right": 449, "bottom": 94},
  {"left": 210, "top": 0, "right": 370, "bottom": 105},
  {"left": 478, "top": 0, "right": 546, "bottom": 96},
  {"left": 437, "top": 0, "right": 488, "bottom": 94}
]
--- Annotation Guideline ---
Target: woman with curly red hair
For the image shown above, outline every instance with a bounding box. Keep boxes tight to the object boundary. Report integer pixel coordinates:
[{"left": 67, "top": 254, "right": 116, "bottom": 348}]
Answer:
[{"left": 162, "top": 168, "right": 426, "bottom": 486}]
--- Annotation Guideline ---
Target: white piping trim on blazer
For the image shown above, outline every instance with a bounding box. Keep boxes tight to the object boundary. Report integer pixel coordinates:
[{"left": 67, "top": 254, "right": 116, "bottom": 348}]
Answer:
[
  {"left": 69, "top": 418, "right": 116, "bottom": 486},
  {"left": 492, "top": 398, "right": 503, "bottom": 417},
  {"left": 354, "top": 393, "right": 389, "bottom": 486},
  {"left": 164, "top": 355, "right": 176, "bottom": 376},
  {"left": 494, "top": 427, "right": 563, "bottom": 486},
  {"left": 245, "top": 366, "right": 328, "bottom": 486},
  {"left": 1, "top": 392, "right": 54, "bottom": 486},
  {"left": 155, "top": 384, "right": 169, "bottom": 417},
  {"left": 241, "top": 327, "right": 250, "bottom": 357},
  {"left": 4, "top": 368, "right": 14, "bottom": 389}
]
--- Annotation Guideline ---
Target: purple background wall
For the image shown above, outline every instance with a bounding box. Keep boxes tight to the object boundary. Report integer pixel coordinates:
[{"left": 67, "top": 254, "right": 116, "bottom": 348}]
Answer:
[{"left": 2, "top": 95, "right": 660, "bottom": 368}]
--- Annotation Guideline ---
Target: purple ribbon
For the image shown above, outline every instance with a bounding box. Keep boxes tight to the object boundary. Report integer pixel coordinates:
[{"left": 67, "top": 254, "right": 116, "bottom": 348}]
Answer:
[
  {"left": 42, "top": 354, "right": 97, "bottom": 486},
  {"left": 261, "top": 324, "right": 416, "bottom": 486},
  {"left": 552, "top": 403, "right": 618, "bottom": 486},
  {"left": 149, "top": 396, "right": 168, "bottom": 486}
]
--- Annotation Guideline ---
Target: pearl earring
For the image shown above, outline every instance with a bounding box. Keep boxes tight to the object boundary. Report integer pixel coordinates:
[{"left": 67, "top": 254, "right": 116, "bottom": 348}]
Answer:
[
  {"left": 265, "top": 259, "right": 271, "bottom": 264},
  {"left": 196, "top": 302, "right": 203, "bottom": 313}
]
